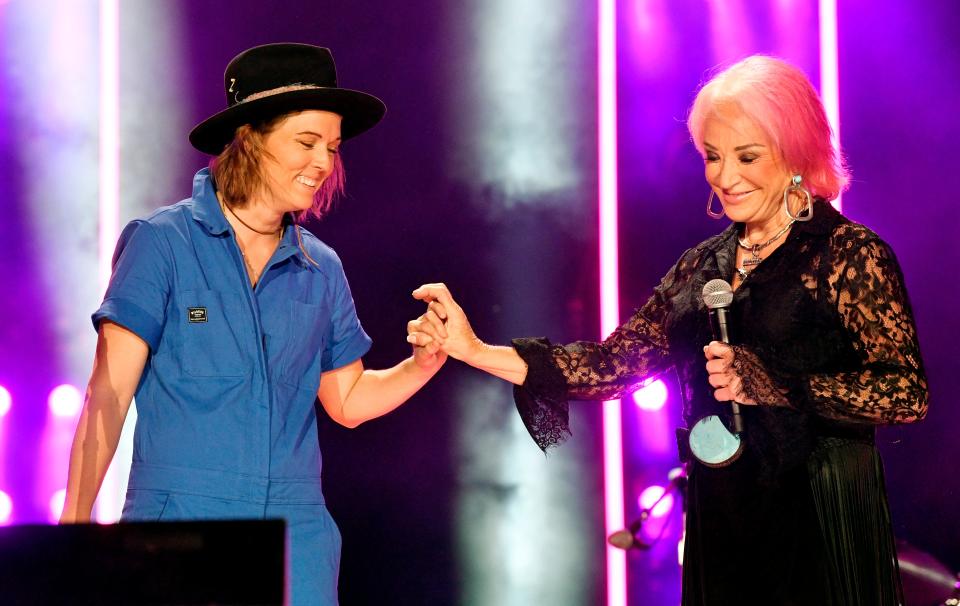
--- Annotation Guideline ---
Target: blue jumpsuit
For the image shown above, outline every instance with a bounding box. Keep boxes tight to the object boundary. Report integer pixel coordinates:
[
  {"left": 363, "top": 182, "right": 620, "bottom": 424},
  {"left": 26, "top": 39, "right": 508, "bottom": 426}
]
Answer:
[{"left": 93, "top": 168, "right": 371, "bottom": 606}]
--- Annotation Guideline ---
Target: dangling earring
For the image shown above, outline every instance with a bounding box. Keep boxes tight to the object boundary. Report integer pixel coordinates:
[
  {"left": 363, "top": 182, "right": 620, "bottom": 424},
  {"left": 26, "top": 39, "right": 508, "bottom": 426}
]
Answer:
[
  {"left": 783, "top": 175, "right": 813, "bottom": 222},
  {"left": 706, "top": 190, "right": 725, "bottom": 219}
]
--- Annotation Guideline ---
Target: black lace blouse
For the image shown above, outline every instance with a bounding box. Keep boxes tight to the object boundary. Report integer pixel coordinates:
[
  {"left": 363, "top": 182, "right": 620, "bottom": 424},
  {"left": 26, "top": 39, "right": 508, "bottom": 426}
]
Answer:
[{"left": 512, "top": 200, "right": 928, "bottom": 470}]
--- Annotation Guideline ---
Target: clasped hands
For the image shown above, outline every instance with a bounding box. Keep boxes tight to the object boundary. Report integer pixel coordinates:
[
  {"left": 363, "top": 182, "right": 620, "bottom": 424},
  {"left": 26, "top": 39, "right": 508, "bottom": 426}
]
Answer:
[
  {"left": 407, "top": 283, "right": 480, "bottom": 369},
  {"left": 407, "top": 282, "right": 757, "bottom": 406}
]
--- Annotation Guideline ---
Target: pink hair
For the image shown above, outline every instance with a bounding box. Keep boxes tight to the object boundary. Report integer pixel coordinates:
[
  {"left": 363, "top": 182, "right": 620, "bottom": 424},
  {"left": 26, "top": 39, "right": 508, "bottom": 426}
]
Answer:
[{"left": 687, "top": 55, "right": 849, "bottom": 201}]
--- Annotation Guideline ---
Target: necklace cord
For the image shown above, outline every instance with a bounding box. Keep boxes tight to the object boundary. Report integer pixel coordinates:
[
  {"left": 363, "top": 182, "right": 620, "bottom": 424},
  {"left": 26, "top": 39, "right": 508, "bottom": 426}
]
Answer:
[
  {"left": 217, "top": 193, "right": 321, "bottom": 274},
  {"left": 221, "top": 198, "right": 283, "bottom": 237},
  {"left": 737, "top": 217, "right": 796, "bottom": 252}
]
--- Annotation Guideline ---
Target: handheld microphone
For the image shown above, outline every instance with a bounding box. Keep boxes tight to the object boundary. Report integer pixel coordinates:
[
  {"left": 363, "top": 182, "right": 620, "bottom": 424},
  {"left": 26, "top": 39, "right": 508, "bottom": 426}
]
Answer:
[{"left": 701, "top": 279, "right": 743, "bottom": 434}]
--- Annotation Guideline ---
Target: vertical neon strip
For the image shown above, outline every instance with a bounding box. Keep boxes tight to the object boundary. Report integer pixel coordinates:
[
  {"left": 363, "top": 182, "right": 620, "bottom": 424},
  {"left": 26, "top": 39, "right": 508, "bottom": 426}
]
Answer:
[
  {"left": 818, "top": 0, "right": 841, "bottom": 211},
  {"left": 0, "top": 387, "right": 8, "bottom": 508},
  {"left": 598, "top": 0, "right": 626, "bottom": 604},
  {"left": 96, "top": 0, "right": 122, "bottom": 523},
  {"left": 98, "top": 0, "right": 119, "bottom": 294}
]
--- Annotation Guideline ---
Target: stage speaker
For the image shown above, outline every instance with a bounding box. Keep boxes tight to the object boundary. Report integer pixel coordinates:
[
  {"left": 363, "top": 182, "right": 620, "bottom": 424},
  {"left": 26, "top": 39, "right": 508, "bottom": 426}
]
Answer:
[{"left": 0, "top": 519, "right": 285, "bottom": 605}]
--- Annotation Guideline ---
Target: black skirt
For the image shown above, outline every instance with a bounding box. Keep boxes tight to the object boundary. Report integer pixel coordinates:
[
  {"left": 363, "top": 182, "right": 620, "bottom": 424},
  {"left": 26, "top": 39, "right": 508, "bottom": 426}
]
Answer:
[{"left": 681, "top": 436, "right": 903, "bottom": 606}]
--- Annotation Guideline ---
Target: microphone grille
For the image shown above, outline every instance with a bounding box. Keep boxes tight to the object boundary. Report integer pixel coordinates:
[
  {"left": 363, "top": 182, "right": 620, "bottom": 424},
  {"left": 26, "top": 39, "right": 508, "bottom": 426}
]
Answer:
[{"left": 702, "top": 279, "right": 733, "bottom": 309}]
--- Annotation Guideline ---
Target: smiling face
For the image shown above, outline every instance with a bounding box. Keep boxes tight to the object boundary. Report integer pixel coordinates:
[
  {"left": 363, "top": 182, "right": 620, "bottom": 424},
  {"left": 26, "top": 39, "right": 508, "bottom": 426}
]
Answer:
[
  {"left": 702, "top": 105, "right": 792, "bottom": 229},
  {"left": 258, "top": 110, "right": 343, "bottom": 214}
]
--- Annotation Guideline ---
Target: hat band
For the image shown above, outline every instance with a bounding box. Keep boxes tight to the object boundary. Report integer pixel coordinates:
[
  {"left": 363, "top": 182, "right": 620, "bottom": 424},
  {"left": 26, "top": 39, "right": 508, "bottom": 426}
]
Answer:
[{"left": 241, "top": 83, "right": 323, "bottom": 103}]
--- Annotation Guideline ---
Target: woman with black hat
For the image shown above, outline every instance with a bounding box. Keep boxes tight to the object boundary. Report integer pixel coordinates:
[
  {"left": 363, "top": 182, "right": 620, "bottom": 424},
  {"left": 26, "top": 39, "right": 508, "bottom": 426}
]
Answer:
[{"left": 60, "top": 43, "right": 446, "bottom": 605}]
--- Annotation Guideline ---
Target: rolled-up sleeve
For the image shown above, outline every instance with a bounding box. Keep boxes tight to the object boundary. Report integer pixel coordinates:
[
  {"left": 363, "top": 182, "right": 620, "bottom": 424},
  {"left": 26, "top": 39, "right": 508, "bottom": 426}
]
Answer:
[
  {"left": 320, "top": 255, "right": 372, "bottom": 371},
  {"left": 92, "top": 220, "right": 172, "bottom": 351}
]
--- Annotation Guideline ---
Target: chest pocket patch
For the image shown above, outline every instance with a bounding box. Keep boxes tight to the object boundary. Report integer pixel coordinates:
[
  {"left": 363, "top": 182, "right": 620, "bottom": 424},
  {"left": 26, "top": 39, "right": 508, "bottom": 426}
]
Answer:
[
  {"left": 187, "top": 307, "right": 207, "bottom": 323},
  {"left": 177, "top": 289, "right": 248, "bottom": 377},
  {"left": 262, "top": 299, "right": 331, "bottom": 391}
]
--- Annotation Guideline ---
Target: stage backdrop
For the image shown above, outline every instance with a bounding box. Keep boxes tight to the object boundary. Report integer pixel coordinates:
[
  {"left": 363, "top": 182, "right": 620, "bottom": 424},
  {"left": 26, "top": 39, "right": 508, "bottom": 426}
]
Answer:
[
  {"left": 0, "top": 1, "right": 956, "bottom": 605},
  {"left": 615, "top": 5, "right": 959, "bottom": 604}
]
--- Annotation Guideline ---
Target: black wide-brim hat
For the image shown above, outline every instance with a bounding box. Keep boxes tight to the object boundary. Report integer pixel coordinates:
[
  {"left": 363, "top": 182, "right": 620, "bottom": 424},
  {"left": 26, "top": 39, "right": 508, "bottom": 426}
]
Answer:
[{"left": 189, "top": 43, "right": 386, "bottom": 155}]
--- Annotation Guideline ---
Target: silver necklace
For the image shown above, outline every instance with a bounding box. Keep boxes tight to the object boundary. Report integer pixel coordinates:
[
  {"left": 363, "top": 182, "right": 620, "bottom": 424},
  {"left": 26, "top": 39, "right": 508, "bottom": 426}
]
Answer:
[{"left": 736, "top": 219, "right": 796, "bottom": 279}]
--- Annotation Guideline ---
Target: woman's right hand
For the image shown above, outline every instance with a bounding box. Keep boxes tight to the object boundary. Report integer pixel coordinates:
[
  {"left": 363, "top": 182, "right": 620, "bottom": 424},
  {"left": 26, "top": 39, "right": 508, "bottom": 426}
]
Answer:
[{"left": 409, "top": 283, "right": 483, "bottom": 363}]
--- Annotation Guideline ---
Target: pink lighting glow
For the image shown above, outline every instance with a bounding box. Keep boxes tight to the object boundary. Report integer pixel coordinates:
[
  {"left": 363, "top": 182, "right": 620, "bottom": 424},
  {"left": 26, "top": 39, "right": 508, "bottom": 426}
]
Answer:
[
  {"left": 706, "top": 0, "right": 753, "bottom": 65},
  {"left": 638, "top": 484, "right": 675, "bottom": 519},
  {"left": 49, "top": 489, "right": 67, "bottom": 524},
  {"left": 0, "top": 385, "right": 10, "bottom": 418},
  {"left": 598, "top": 0, "right": 627, "bottom": 603},
  {"left": 0, "top": 490, "right": 12, "bottom": 525},
  {"left": 818, "top": 0, "right": 842, "bottom": 212},
  {"left": 632, "top": 378, "right": 668, "bottom": 411},
  {"left": 49, "top": 384, "right": 83, "bottom": 418},
  {"left": 625, "top": 0, "right": 672, "bottom": 74}
]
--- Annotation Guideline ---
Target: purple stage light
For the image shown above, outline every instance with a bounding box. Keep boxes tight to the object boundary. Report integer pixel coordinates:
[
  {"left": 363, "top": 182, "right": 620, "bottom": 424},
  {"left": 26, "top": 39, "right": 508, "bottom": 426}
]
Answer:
[
  {"left": 48, "top": 384, "right": 83, "bottom": 418},
  {"left": 49, "top": 489, "right": 67, "bottom": 524},
  {"left": 818, "top": 0, "right": 842, "bottom": 211},
  {"left": 0, "top": 386, "right": 10, "bottom": 418},
  {"left": 638, "top": 484, "right": 674, "bottom": 519},
  {"left": 632, "top": 378, "right": 668, "bottom": 411},
  {"left": 598, "top": 0, "right": 627, "bottom": 602},
  {"left": 0, "top": 490, "right": 12, "bottom": 526}
]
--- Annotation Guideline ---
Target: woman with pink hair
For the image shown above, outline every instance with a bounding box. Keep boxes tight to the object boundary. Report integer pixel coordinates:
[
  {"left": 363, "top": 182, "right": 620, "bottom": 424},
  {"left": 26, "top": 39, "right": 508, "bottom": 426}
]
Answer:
[{"left": 410, "top": 55, "right": 928, "bottom": 604}]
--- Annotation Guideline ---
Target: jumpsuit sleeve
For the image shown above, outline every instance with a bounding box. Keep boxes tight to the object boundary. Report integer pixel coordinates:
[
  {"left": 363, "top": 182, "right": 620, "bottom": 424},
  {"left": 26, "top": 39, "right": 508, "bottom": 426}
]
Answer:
[
  {"left": 92, "top": 220, "right": 173, "bottom": 351},
  {"left": 320, "top": 250, "right": 372, "bottom": 372}
]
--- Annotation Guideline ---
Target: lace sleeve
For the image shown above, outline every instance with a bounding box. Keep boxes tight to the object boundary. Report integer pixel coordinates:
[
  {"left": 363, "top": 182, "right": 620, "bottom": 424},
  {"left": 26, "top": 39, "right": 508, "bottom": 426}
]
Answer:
[
  {"left": 511, "top": 254, "right": 686, "bottom": 450},
  {"left": 731, "top": 345, "right": 790, "bottom": 406},
  {"left": 801, "top": 228, "right": 928, "bottom": 424}
]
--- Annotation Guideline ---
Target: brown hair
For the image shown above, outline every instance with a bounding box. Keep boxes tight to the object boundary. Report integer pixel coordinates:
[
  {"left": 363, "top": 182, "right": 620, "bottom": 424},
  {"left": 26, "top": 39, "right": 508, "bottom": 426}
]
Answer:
[{"left": 210, "top": 113, "right": 345, "bottom": 221}]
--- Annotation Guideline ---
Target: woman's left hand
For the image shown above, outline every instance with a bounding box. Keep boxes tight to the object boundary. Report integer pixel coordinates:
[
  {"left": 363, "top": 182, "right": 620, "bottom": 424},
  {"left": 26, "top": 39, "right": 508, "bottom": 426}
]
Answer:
[{"left": 704, "top": 341, "right": 757, "bottom": 405}]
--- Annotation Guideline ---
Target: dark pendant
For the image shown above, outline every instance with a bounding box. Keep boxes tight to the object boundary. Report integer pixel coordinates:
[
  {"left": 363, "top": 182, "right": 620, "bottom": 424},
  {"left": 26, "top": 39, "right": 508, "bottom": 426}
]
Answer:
[
  {"left": 742, "top": 255, "right": 762, "bottom": 269},
  {"left": 742, "top": 245, "right": 762, "bottom": 270}
]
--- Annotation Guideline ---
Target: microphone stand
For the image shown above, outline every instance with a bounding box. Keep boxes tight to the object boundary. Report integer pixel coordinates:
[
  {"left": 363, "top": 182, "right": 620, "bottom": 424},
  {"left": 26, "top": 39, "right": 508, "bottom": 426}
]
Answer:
[{"left": 608, "top": 467, "right": 687, "bottom": 551}]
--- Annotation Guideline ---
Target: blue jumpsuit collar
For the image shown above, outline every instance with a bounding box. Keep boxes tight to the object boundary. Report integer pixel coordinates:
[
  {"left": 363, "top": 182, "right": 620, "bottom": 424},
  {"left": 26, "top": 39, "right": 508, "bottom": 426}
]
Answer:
[
  {"left": 190, "top": 168, "right": 314, "bottom": 269},
  {"left": 190, "top": 168, "right": 232, "bottom": 236}
]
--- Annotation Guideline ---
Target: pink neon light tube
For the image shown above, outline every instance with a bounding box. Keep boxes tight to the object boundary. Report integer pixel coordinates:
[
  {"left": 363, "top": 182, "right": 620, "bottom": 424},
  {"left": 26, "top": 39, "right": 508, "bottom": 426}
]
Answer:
[
  {"left": 818, "top": 0, "right": 841, "bottom": 211},
  {"left": 598, "top": 0, "right": 627, "bottom": 603}
]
